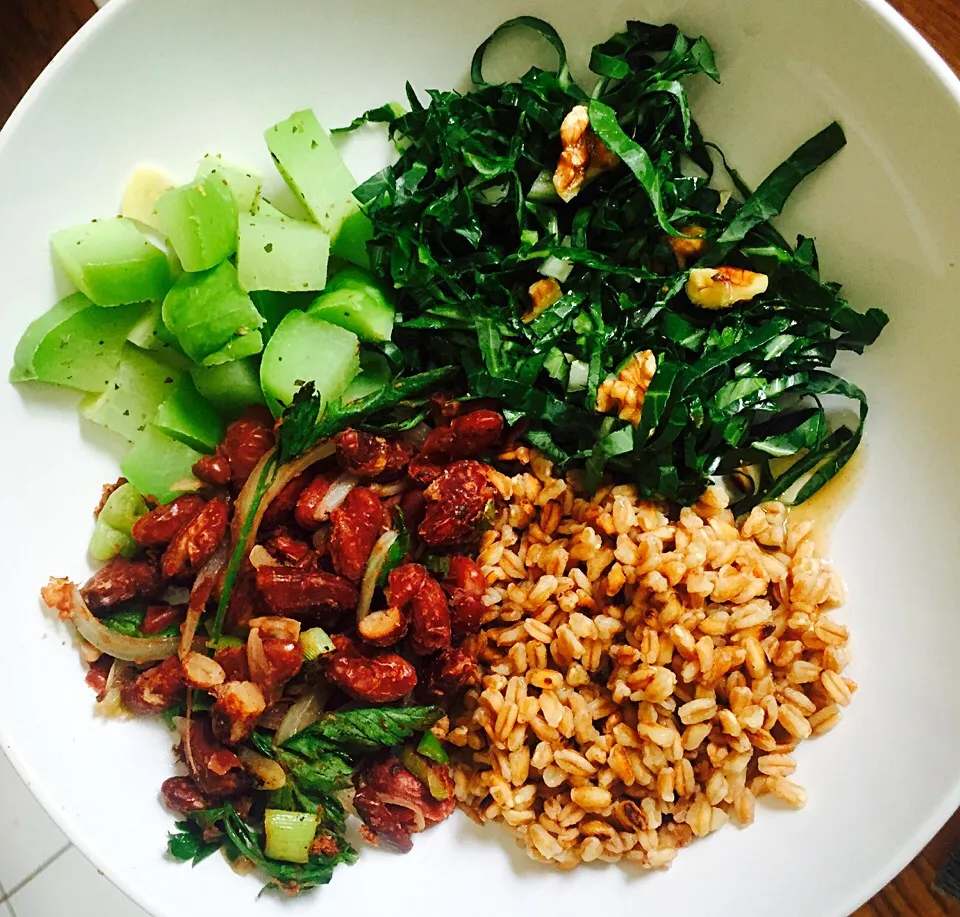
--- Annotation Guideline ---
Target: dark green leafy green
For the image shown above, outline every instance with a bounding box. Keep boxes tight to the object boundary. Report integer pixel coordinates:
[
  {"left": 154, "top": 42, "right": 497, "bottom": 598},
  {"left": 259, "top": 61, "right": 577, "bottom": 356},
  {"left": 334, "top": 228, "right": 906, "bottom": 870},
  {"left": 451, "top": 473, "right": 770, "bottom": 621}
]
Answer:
[
  {"left": 377, "top": 510, "right": 409, "bottom": 586},
  {"left": 282, "top": 705, "right": 444, "bottom": 756},
  {"left": 277, "top": 367, "right": 455, "bottom": 463},
  {"left": 348, "top": 17, "right": 885, "bottom": 507},
  {"left": 718, "top": 122, "right": 847, "bottom": 244},
  {"left": 219, "top": 804, "right": 357, "bottom": 895},
  {"left": 100, "top": 606, "right": 179, "bottom": 639},
  {"left": 168, "top": 816, "right": 224, "bottom": 866},
  {"left": 209, "top": 453, "right": 277, "bottom": 642}
]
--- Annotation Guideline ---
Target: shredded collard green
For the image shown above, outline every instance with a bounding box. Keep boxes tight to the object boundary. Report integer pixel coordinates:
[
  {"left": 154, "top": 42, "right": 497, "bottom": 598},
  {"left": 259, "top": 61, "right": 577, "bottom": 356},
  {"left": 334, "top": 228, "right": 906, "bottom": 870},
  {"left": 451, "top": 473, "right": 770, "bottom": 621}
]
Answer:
[{"left": 342, "top": 17, "right": 886, "bottom": 506}]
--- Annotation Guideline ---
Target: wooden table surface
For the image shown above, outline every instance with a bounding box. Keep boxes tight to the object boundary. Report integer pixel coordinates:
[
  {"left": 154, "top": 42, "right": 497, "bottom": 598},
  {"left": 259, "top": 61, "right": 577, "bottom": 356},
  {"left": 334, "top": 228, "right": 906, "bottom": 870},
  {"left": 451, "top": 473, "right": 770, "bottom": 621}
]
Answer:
[{"left": 1, "top": 0, "right": 960, "bottom": 914}]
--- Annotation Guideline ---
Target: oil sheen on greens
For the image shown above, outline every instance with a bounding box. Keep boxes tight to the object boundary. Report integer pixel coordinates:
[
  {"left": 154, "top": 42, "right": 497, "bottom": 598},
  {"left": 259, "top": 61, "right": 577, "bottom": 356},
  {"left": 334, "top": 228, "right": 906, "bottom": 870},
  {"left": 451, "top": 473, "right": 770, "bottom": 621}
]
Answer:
[{"left": 343, "top": 17, "right": 887, "bottom": 508}]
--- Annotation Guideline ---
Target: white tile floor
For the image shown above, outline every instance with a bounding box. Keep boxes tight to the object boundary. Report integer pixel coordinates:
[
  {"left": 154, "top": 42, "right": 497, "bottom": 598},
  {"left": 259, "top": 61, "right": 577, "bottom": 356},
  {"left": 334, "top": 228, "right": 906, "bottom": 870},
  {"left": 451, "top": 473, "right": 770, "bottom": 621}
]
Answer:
[{"left": 0, "top": 748, "right": 148, "bottom": 917}]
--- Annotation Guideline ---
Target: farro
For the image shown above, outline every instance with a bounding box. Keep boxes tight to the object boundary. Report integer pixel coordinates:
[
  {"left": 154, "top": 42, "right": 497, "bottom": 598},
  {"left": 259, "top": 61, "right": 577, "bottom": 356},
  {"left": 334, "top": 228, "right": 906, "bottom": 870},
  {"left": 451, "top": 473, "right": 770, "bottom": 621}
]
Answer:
[{"left": 451, "top": 463, "right": 850, "bottom": 870}]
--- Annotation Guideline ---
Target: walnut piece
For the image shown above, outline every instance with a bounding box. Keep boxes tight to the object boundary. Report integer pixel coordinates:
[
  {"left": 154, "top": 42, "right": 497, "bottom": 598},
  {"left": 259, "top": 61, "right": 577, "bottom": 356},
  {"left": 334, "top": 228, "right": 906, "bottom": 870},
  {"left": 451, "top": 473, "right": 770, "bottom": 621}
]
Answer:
[
  {"left": 595, "top": 350, "right": 657, "bottom": 427},
  {"left": 523, "top": 278, "right": 563, "bottom": 323},
  {"left": 686, "top": 267, "right": 769, "bottom": 310},
  {"left": 553, "top": 105, "right": 619, "bottom": 203}
]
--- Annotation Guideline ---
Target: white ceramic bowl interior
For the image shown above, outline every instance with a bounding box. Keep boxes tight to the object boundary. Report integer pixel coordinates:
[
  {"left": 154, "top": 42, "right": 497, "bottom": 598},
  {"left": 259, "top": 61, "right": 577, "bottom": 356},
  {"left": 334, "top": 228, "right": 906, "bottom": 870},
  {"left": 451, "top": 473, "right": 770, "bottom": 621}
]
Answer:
[{"left": 1, "top": 1, "right": 960, "bottom": 915}]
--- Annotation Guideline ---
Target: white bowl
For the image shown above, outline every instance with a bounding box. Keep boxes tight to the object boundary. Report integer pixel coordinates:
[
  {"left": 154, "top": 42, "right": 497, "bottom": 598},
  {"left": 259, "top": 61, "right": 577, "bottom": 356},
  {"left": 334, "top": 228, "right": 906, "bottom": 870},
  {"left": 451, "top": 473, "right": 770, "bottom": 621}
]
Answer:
[{"left": 2, "top": 0, "right": 960, "bottom": 914}]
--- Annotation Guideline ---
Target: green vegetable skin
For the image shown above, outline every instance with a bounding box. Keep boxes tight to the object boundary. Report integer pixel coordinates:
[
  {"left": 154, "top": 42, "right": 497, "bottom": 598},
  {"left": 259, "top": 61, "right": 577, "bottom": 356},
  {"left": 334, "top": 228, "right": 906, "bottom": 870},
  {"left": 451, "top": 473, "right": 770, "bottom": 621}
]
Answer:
[
  {"left": 308, "top": 266, "right": 394, "bottom": 342},
  {"left": 190, "top": 358, "right": 265, "bottom": 417},
  {"left": 89, "top": 518, "right": 136, "bottom": 561},
  {"left": 260, "top": 311, "right": 359, "bottom": 416},
  {"left": 120, "top": 425, "right": 203, "bottom": 503},
  {"left": 155, "top": 175, "right": 239, "bottom": 272},
  {"left": 11, "top": 294, "right": 144, "bottom": 391},
  {"left": 162, "top": 260, "right": 264, "bottom": 366},
  {"left": 89, "top": 482, "right": 147, "bottom": 560},
  {"left": 264, "top": 110, "right": 372, "bottom": 254},
  {"left": 80, "top": 345, "right": 180, "bottom": 441},
  {"left": 300, "top": 627, "right": 334, "bottom": 661},
  {"left": 416, "top": 730, "right": 449, "bottom": 765},
  {"left": 194, "top": 155, "right": 263, "bottom": 213},
  {"left": 153, "top": 375, "right": 225, "bottom": 452},
  {"left": 50, "top": 218, "right": 172, "bottom": 306},
  {"left": 237, "top": 212, "right": 330, "bottom": 293}
]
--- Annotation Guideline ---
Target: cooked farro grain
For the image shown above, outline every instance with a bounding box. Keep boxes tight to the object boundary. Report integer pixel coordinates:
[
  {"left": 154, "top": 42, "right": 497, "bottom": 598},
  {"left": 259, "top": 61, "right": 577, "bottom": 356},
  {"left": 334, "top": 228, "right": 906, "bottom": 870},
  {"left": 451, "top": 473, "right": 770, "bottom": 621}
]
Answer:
[{"left": 449, "top": 450, "right": 851, "bottom": 870}]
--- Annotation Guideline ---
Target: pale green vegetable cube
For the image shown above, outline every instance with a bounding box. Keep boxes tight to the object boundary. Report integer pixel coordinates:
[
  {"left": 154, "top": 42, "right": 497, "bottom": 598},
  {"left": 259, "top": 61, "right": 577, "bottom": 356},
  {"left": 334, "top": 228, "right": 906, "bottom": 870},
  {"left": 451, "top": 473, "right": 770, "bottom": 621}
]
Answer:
[
  {"left": 265, "top": 110, "right": 361, "bottom": 242},
  {"left": 264, "top": 809, "right": 318, "bottom": 864},
  {"left": 89, "top": 517, "right": 138, "bottom": 561},
  {"left": 91, "top": 483, "right": 148, "bottom": 560},
  {"left": 155, "top": 175, "right": 238, "bottom": 272},
  {"left": 125, "top": 302, "right": 190, "bottom": 369},
  {"left": 237, "top": 213, "right": 330, "bottom": 293},
  {"left": 99, "top": 481, "right": 149, "bottom": 534},
  {"left": 342, "top": 350, "right": 390, "bottom": 402},
  {"left": 203, "top": 331, "right": 264, "bottom": 366},
  {"left": 195, "top": 154, "right": 263, "bottom": 214},
  {"left": 120, "top": 425, "right": 203, "bottom": 504},
  {"left": 51, "top": 218, "right": 172, "bottom": 306},
  {"left": 80, "top": 345, "right": 180, "bottom": 441},
  {"left": 330, "top": 207, "right": 373, "bottom": 267},
  {"left": 307, "top": 287, "right": 393, "bottom": 342},
  {"left": 162, "top": 260, "right": 264, "bottom": 365},
  {"left": 191, "top": 358, "right": 265, "bottom": 418},
  {"left": 260, "top": 311, "right": 359, "bottom": 416},
  {"left": 250, "top": 195, "right": 293, "bottom": 220},
  {"left": 120, "top": 164, "right": 175, "bottom": 232},
  {"left": 126, "top": 302, "right": 165, "bottom": 350},
  {"left": 154, "top": 375, "right": 225, "bottom": 452},
  {"left": 11, "top": 294, "right": 145, "bottom": 391}
]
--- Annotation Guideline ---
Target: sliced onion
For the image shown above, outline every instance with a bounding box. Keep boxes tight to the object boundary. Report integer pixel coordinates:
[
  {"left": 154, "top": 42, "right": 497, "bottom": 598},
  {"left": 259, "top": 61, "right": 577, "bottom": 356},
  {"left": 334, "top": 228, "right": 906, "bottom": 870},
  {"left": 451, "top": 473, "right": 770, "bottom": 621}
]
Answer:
[
  {"left": 259, "top": 700, "right": 292, "bottom": 731},
  {"left": 274, "top": 688, "right": 327, "bottom": 747},
  {"left": 316, "top": 472, "right": 358, "bottom": 521},
  {"left": 246, "top": 626, "right": 271, "bottom": 692},
  {"left": 95, "top": 659, "right": 130, "bottom": 718},
  {"left": 248, "top": 545, "right": 277, "bottom": 569},
  {"left": 42, "top": 578, "right": 181, "bottom": 663},
  {"left": 230, "top": 856, "right": 257, "bottom": 877},
  {"left": 182, "top": 690, "right": 197, "bottom": 780},
  {"left": 162, "top": 585, "right": 191, "bottom": 606},
  {"left": 400, "top": 422, "right": 432, "bottom": 450},
  {"left": 231, "top": 449, "right": 276, "bottom": 547},
  {"left": 180, "top": 540, "right": 230, "bottom": 659},
  {"left": 369, "top": 481, "right": 410, "bottom": 498},
  {"left": 232, "top": 442, "right": 337, "bottom": 560},
  {"left": 356, "top": 530, "right": 399, "bottom": 624},
  {"left": 248, "top": 616, "right": 301, "bottom": 642},
  {"left": 379, "top": 795, "right": 426, "bottom": 833},
  {"left": 237, "top": 748, "right": 286, "bottom": 790}
]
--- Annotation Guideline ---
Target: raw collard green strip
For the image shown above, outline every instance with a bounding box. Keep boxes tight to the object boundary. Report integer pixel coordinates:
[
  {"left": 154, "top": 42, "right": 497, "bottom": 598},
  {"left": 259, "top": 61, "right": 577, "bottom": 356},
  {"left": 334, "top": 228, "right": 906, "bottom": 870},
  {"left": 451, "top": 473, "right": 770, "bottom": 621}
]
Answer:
[
  {"left": 338, "top": 18, "right": 885, "bottom": 508},
  {"left": 719, "top": 122, "right": 847, "bottom": 244}
]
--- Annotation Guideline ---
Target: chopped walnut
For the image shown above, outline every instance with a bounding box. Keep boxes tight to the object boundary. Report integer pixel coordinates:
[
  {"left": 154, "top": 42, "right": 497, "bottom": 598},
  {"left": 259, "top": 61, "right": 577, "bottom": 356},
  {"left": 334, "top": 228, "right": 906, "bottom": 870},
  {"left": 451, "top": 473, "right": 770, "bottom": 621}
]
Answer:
[
  {"left": 523, "top": 278, "right": 563, "bottom": 323},
  {"left": 553, "top": 105, "right": 619, "bottom": 203},
  {"left": 667, "top": 225, "right": 708, "bottom": 268},
  {"left": 686, "top": 267, "right": 768, "bottom": 310},
  {"left": 181, "top": 652, "right": 226, "bottom": 691},
  {"left": 595, "top": 350, "right": 657, "bottom": 427},
  {"left": 358, "top": 606, "right": 409, "bottom": 647},
  {"left": 211, "top": 680, "right": 266, "bottom": 745}
]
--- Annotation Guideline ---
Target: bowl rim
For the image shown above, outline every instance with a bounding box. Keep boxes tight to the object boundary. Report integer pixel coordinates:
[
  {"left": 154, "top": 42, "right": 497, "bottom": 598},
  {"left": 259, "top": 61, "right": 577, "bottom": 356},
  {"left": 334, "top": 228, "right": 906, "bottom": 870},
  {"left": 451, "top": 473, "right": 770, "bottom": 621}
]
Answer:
[{"left": 1, "top": 0, "right": 959, "bottom": 914}]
